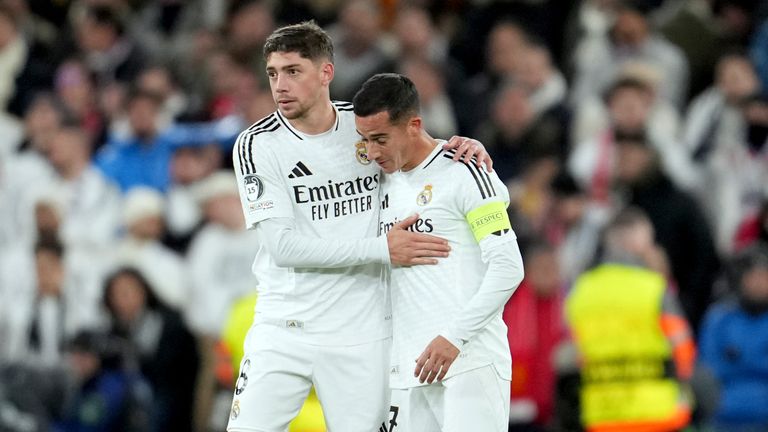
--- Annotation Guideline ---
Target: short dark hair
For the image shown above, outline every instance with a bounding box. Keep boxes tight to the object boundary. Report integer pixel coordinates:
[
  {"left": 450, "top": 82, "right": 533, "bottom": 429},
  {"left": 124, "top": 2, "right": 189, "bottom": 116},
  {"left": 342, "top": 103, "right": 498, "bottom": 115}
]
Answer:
[
  {"left": 263, "top": 21, "right": 333, "bottom": 63},
  {"left": 353, "top": 73, "right": 420, "bottom": 123},
  {"left": 603, "top": 77, "right": 650, "bottom": 103}
]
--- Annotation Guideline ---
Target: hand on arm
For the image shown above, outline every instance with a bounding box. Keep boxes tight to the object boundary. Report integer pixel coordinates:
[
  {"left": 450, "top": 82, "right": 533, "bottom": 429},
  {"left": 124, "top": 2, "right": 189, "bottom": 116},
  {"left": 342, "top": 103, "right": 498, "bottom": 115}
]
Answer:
[
  {"left": 386, "top": 214, "right": 451, "bottom": 266},
  {"left": 442, "top": 136, "right": 493, "bottom": 172}
]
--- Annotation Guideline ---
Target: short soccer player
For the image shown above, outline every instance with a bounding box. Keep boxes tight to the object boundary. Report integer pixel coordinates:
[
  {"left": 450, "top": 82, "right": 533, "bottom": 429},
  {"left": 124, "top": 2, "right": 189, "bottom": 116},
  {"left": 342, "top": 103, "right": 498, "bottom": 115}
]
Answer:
[
  {"left": 229, "top": 22, "right": 490, "bottom": 432},
  {"left": 354, "top": 73, "right": 524, "bottom": 432}
]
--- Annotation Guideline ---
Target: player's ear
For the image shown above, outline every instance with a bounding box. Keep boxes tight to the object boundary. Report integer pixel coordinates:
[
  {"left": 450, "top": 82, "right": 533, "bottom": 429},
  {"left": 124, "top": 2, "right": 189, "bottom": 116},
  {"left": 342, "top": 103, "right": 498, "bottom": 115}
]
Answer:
[
  {"left": 320, "top": 62, "right": 334, "bottom": 86},
  {"left": 407, "top": 116, "right": 422, "bottom": 136}
]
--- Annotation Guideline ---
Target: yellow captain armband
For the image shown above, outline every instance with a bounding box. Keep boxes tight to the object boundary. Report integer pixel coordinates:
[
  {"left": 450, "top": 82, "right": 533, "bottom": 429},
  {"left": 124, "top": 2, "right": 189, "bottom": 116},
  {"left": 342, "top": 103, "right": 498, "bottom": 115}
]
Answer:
[{"left": 466, "top": 201, "right": 512, "bottom": 242}]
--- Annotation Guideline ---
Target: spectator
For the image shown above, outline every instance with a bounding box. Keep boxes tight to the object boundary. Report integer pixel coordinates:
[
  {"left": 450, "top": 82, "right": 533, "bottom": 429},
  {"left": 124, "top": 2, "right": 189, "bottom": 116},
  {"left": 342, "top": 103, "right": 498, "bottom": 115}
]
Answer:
[
  {"left": 102, "top": 267, "right": 199, "bottom": 432},
  {"left": 504, "top": 241, "right": 566, "bottom": 430},
  {"left": 613, "top": 130, "right": 719, "bottom": 331},
  {"left": 562, "top": 207, "right": 696, "bottom": 432},
  {"left": 327, "top": 0, "right": 395, "bottom": 101},
  {"left": 53, "top": 59, "right": 105, "bottom": 148},
  {"left": 0, "top": 4, "right": 29, "bottom": 111},
  {"left": 110, "top": 187, "right": 187, "bottom": 311},
  {"left": 52, "top": 330, "right": 152, "bottom": 432},
  {"left": 545, "top": 172, "right": 610, "bottom": 288},
  {"left": 570, "top": 1, "right": 689, "bottom": 109},
  {"left": 399, "top": 58, "right": 458, "bottom": 138},
  {"left": 684, "top": 53, "right": 767, "bottom": 253},
  {"left": 95, "top": 89, "right": 238, "bottom": 193},
  {"left": 699, "top": 244, "right": 768, "bottom": 432}
]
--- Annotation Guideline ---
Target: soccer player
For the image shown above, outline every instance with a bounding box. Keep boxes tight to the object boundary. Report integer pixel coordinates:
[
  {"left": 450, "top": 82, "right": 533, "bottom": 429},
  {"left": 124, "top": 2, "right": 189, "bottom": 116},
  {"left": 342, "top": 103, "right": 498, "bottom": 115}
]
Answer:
[
  {"left": 229, "top": 22, "right": 489, "bottom": 432},
  {"left": 354, "top": 73, "right": 524, "bottom": 432}
]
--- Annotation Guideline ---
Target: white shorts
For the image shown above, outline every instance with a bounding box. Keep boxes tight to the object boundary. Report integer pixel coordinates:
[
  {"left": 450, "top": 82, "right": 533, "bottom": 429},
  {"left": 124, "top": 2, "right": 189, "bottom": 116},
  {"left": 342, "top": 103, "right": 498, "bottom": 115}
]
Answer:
[
  {"left": 227, "top": 323, "right": 391, "bottom": 432},
  {"left": 387, "top": 365, "right": 510, "bottom": 432}
]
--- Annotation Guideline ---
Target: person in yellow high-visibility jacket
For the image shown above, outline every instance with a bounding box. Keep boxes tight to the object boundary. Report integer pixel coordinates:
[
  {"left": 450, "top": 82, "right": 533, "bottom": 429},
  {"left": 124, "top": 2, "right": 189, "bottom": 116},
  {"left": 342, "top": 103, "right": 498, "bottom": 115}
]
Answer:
[
  {"left": 217, "top": 293, "right": 326, "bottom": 432},
  {"left": 564, "top": 207, "right": 696, "bottom": 432}
]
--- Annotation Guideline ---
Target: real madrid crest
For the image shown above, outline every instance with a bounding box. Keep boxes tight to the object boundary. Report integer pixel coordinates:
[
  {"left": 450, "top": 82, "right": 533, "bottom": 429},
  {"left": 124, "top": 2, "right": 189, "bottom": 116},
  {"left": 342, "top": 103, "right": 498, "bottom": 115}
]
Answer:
[
  {"left": 355, "top": 141, "right": 371, "bottom": 165},
  {"left": 230, "top": 399, "right": 241, "bottom": 420},
  {"left": 417, "top": 184, "right": 433, "bottom": 206}
]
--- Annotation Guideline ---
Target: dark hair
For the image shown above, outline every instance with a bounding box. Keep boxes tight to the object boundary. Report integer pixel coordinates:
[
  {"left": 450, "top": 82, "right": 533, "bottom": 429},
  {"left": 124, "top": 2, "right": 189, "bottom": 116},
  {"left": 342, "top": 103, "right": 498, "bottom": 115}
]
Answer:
[
  {"left": 85, "top": 5, "right": 124, "bottom": 36},
  {"left": 550, "top": 171, "right": 583, "bottom": 197},
  {"left": 263, "top": 21, "right": 333, "bottom": 63},
  {"left": 126, "top": 88, "right": 164, "bottom": 107},
  {"left": 353, "top": 73, "right": 420, "bottom": 123},
  {"left": 102, "top": 267, "right": 163, "bottom": 317}
]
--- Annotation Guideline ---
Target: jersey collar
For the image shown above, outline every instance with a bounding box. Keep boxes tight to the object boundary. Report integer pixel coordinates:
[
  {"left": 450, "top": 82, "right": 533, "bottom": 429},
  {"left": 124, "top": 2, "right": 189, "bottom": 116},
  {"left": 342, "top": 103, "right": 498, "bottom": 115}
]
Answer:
[{"left": 275, "top": 103, "right": 341, "bottom": 141}]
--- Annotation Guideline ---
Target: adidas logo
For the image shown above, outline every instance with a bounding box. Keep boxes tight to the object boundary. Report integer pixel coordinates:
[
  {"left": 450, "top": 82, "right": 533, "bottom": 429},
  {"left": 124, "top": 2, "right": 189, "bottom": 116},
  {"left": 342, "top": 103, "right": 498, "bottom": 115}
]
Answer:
[
  {"left": 288, "top": 161, "right": 313, "bottom": 178},
  {"left": 381, "top": 194, "right": 389, "bottom": 210}
]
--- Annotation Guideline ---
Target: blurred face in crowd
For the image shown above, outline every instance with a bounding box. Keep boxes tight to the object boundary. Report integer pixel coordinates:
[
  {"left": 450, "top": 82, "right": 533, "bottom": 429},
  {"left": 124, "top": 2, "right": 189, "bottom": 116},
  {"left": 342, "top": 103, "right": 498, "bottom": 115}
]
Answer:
[
  {"left": 401, "top": 60, "right": 443, "bottom": 104},
  {"left": 171, "top": 147, "right": 218, "bottom": 185},
  {"left": 615, "top": 140, "right": 654, "bottom": 184},
  {"left": 48, "top": 128, "right": 89, "bottom": 177},
  {"left": 203, "top": 195, "right": 245, "bottom": 230},
  {"left": 716, "top": 56, "right": 759, "bottom": 104},
  {"left": 266, "top": 51, "right": 333, "bottom": 121},
  {"left": 70, "top": 349, "right": 101, "bottom": 382},
  {"left": 127, "top": 95, "right": 160, "bottom": 138},
  {"left": 492, "top": 85, "right": 534, "bottom": 138},
  {"left": 138, "top": 67, "right": 174, "bottom": 101},
  {"left": 394, "top": 7, "right": 433, "bottom": 55},
  {"left": 742, "top": 264, "right": 768, "bottom": 304},
  {"left": 608, "top": 86, "right": 652, "bottom": 132},
  {"left": 487, "top": 23, "right": 528, "bottom": 76},
  {"left": 611, "top": 9, "right": 648, "bottom": 49},
  {"left": 229, "top": 2, "right": 274, "bottom": 52},
  {"left": 107, "top": 273, "right": 147, "bottom": 324},
  {"left": 128, "top": 215, "right": 164, "bottom": 241},
  {"left": 24, "top": 97, "right": 63, "bottom": 151},
  {"left": 77, "top": 15, "right": 117, "bottom": 52},
  {"left": 0, "top": 10, "right": 18, "bottom": 50},
  {"left": 554, "top": 194, "right": 586, "bottom": 227},
  {"left": 518, "top": 46, "right": 552, "bottom": 91},
  {"left": 244, "top": 88, "right": 277, "bottom": 124},
  {"left": 339, "top": 0, "right": 380, "bottom": 51},
  {"left": 525, "top": 248, "right": 560, "bottom": 297}
]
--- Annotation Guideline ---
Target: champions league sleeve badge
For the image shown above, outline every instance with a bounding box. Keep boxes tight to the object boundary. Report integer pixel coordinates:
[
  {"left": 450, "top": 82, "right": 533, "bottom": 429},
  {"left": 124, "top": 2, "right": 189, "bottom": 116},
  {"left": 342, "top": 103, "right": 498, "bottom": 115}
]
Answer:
[
  {"left": 355, "top": 141, "right": 371, "bottom": 165},
  {"left": 243, "top": 174, "right": 264, "bottom": 202},
  {"left": 417, "top": 184, "right": 433, "bottom": 206}
]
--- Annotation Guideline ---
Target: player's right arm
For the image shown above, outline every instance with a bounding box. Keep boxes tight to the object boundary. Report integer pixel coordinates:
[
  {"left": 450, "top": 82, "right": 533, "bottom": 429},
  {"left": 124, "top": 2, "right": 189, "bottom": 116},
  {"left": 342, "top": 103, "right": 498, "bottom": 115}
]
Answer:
[{"left": 232, "top": 129, "right": 449, "bottom": 268}]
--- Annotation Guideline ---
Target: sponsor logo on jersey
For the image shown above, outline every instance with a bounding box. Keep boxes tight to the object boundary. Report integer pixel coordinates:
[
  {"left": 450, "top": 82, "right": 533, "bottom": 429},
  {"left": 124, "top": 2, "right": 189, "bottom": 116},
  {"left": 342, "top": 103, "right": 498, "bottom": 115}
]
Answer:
[
  {"left": 293, "top": 174, "right": 379, "bottom": 220},
  {"left": 355, "top": 140, "right": 371, "bottom": 165},
  {"left": 381, "top": 194, "right": 389, "bottom": 210},
  {"left": 243, "top": 174, "right": 264, "bottom": 202},
  {"left": 416, "top": 184, "right": 433, "bottom": 206},
  {"left": 379, "top": 216, "right": 434, "bottom": 235},
  {"left": 248, "top": 200, "right": 274, "bottom": 213}
]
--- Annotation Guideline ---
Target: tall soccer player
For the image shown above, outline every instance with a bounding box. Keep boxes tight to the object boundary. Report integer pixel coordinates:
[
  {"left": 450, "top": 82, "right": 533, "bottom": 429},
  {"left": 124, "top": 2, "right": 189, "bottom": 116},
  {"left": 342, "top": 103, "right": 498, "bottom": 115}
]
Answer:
[
  {"left": 229, "top": 22, "right": 490, "bottom": 432},
  {"left": 354, "top": 73, "right": 524, "bottom": 432}
]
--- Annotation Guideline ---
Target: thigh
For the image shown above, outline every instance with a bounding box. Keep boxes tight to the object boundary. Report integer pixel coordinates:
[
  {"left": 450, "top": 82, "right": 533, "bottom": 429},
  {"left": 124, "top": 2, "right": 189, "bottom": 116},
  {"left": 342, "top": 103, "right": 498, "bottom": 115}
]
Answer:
[
  {"left": 388, "top": 387, "right": 440, "bottom": 432},
  {"left": 313, "top": 337, "right": 391, "bottom": 432},
  {"left": 441, "top": 366, "right": 510, "bottom": 432},
  {"left": 227, "top": 324, "right": 314, "bottom": 432}
]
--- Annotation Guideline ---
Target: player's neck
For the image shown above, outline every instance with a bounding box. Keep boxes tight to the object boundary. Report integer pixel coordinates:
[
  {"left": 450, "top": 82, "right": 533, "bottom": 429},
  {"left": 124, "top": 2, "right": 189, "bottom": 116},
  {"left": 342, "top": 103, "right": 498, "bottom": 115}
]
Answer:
[
  {"left": 288, "top": 100, "right": 336, "bottom": 135},
  {"left": 401, "top": 132, "right": 437, "bottom": 172}
]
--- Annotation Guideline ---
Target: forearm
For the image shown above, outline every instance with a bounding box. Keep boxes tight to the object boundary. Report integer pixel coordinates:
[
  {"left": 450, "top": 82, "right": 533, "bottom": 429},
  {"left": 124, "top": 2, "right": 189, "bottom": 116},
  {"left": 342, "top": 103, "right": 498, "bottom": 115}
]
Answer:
[
  {"left": 257, "top": 218, "right": 390, "bottom": 268},
  {"left": 441, "top": 239, "right": 523, "bottom": 348}
]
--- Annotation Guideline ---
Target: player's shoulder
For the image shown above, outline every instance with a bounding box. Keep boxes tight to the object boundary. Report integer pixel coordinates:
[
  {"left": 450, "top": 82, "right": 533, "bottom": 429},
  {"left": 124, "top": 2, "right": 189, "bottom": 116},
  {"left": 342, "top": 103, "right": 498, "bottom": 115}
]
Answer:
[
  {"left": 437, "top": 148, "right": 504, "bottom": 200},
  {"left": 237, "top": 112, "right": 282, "bottom": 143}
]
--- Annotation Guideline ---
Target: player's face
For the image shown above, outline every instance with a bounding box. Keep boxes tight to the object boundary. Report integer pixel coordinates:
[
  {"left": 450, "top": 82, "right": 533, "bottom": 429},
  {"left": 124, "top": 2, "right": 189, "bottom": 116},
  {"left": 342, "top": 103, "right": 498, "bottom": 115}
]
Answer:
[
  {"left": 356, "top": 111, "right": 417, "bottom": 173},
  {"left": 266, "top": 51, "right": 333, "bottom": 120}
]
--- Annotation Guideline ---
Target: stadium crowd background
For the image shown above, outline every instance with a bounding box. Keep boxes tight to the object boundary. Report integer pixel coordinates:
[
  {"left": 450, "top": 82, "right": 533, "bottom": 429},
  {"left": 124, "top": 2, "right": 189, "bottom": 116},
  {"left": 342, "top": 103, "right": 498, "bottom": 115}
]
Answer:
[{"left": 0, "top": 0, "right": 767, "bottom": 431}]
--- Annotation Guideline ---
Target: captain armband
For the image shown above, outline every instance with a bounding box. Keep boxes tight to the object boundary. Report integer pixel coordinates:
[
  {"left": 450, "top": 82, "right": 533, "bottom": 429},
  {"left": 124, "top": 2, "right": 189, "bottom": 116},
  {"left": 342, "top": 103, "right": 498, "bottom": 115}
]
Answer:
[{"left": 465, "top": 201, "right": 512, "bottom": 243}]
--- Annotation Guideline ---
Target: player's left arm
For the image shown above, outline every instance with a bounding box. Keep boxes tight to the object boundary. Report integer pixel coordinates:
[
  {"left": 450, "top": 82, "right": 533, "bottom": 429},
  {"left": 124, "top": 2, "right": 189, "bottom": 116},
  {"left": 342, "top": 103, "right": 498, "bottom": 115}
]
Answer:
[
  {"left": 442, "top": 136, "right": 493, "bottom": 172},
  {"left": 415, "top": 174, "right": 524, "bottom": 384}
]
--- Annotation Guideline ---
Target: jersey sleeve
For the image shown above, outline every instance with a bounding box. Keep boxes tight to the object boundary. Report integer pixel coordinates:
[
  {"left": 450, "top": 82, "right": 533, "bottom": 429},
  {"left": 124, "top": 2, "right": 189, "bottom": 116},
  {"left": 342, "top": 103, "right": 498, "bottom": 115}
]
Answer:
[
  {"left": 232, "top": 130, "right": 293, "bottom": 229},
  {"left": 439, "top": 165, "right": 523, "bottom": 349},
  {"left": 456, "top": 164, "right": 515, "bottom": 245}
]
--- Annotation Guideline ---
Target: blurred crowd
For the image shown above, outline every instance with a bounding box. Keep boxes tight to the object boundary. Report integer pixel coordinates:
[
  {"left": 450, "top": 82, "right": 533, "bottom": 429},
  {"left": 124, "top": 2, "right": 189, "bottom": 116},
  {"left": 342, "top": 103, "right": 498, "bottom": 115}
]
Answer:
[{"left": 0, "top": 0, "right": 767, "bottom": 431}]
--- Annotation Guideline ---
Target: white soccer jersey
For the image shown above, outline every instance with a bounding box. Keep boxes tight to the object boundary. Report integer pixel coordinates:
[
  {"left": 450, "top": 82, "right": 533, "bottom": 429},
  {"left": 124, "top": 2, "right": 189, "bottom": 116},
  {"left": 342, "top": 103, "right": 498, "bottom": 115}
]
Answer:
[
  {"left": 379, "top": 143, "right": 517, "bottom": 388},
  {"left": 232, "top": 102, "right": 390, "bottom": 345}
]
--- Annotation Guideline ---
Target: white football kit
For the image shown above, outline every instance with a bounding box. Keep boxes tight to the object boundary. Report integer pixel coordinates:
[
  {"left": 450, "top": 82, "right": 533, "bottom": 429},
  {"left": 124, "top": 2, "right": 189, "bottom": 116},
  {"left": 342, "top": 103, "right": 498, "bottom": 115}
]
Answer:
[
  {"left": 379, "top": 144, "right": 524, "bottom": 432},
  {"left": 229, "top": 102, "right": 392, "bottom": 432}
]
